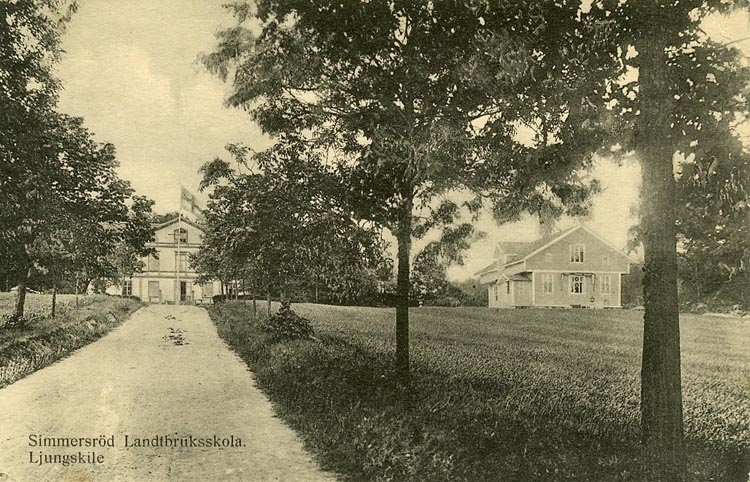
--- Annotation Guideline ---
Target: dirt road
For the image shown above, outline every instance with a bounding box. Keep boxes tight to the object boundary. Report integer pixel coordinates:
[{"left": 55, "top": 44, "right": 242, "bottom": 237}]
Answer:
[{"left": 0, "top": 304, "right": 338, "bottom": 482}]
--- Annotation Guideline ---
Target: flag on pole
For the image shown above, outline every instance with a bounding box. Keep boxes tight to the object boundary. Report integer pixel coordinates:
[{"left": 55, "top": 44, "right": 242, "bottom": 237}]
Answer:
[{"left": 180, "top": 186, "right": 204, "bottom": 221}]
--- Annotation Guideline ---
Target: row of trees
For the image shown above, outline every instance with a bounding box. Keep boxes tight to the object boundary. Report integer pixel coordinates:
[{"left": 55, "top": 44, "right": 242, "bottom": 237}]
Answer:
[
  {"left": 0, "top": 0, "right": 155, "bottom": 318},
  {"left": 193, "top": 139, "right": 392, "bottom": 315},
  {"left": 200, "top": 0, "right": 750, "bottom": 475}
]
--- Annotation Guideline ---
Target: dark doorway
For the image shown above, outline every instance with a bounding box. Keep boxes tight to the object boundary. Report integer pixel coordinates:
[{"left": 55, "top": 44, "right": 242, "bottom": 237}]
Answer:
[{"left": 180, "top": 281, "right": 187, "bottom": 302}]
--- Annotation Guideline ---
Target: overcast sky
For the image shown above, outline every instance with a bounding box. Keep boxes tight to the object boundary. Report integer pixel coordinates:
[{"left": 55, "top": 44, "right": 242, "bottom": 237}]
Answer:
[{"left": 55, "top": 2, "right": 749, "bottom": 280}]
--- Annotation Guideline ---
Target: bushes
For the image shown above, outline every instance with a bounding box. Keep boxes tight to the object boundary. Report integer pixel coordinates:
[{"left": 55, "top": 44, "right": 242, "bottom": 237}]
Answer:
[{"left": 262, "top": 301, "right": 314, "bottom": 341}]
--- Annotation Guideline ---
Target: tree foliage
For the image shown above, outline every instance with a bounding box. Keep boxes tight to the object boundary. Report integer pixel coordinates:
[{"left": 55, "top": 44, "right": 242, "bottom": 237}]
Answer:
[
  {"left": 195, "top": 139, "right": 390, "bottom": 308},
  {"left": 584, "top": 0, "right": 750, "bottom": 472},
  {"left": 203, "top": 1, "right": 750, "bottom": 471},
  {"left": 204, "top": 0, "right": 622, "bottom": 380},
  {"left": 0, "top": 1, "right": 154, "bottom": 316}
]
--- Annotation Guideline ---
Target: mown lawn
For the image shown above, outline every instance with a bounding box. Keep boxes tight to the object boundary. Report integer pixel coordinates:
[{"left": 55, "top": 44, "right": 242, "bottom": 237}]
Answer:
[{"left": 209, "top": 303, "right": 749, "bottom": 482}]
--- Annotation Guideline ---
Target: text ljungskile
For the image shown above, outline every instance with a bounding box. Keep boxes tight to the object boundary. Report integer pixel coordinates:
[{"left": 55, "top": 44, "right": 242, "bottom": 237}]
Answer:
[{"left": 27, "top": 434, "right": 245, "bottom": 467}]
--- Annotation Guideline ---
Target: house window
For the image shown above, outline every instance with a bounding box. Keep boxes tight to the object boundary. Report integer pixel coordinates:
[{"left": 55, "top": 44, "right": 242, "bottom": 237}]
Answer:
[
  {"left": 147, "top": 253, "right": 160, "bottom": 271},
  {"left": 506, "top": 281, "right": 510, "bottom": 294},
  {"left": 174, "top": 228, "right": 188, "bottom": 244},
  {"left": 545, "top": 253, "right": 552, "bottom": 263},
  {"left": 569, "top": 275, "right": 585, "bottom": 294},
  {"left": 570, "top": 244, "right": 585, "bottom": 263},
  {"left": 122, "top": 280, "right": 132, "bottom": 297},
  {"left": 602, "top": 255, "right": 610, "bottom": 266},
  {"left": 148, "top": 281, "right": 160, "bottom": 298},
  {"left": 600, "top": 275, "right": 612, "bottom": 294},
  {"left": 542, "top": 274, "right": 554, "bottom": 294},
  {"left": 494, "top": 283, "right": 498, "bottom": 301},
  {"left": 202, "top": 282, "right": 214, "bottom": 298},
  {"left": 177, "top": 252, "right": 188, "bottom": 271}
]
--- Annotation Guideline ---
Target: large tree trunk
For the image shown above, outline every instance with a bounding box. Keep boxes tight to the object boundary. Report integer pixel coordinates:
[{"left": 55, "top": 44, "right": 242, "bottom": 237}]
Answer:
[
  {"left": 395, "top": 196, "right": 413, "bottom": 382},
  {"left": 636, "top": 35, "right": 684, "bottom": 475}
]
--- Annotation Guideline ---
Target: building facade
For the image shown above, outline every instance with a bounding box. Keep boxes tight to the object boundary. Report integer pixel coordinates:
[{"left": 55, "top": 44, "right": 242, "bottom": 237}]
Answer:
[
  {"left": 124, "top": 217, "right": 219, "bottom": 304},
  {"left": 476, "top": 225, "right": 633, "bottom": 309}
]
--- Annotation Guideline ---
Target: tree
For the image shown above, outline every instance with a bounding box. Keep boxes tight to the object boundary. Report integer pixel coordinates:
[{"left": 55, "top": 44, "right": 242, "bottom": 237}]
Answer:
[
  {"left": 204, "top": 1, "right": 616, "bottom": 382},
  {"left": 2, "top": 113, "right": 153, "bottom": 318},
  {"left": 0, "top": 0, "right": 76, "bottom": 314},
  {"left": 674, "top": 103, "right": 750, "bottom": 308},
  {"left": 1, "top": 1, "right": 155, "bottom": 318},
  {"left": 197, "top": 139, "right": 390, "bottom": 314},
  {"left": 592, "top": 1, "right": 750, "bottom": 473}
]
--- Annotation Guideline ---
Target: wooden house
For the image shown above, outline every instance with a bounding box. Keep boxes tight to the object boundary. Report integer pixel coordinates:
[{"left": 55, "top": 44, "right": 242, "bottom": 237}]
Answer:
[{"left": 476, "top": 225, "right": 633, "bottom": 308}]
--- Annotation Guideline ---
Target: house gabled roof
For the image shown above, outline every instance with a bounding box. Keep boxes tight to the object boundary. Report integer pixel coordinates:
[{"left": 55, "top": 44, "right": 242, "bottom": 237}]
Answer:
[
  {"left": 516, "top": 224, "right": 637, "bottom": 265},
  {"left": 495, "top": 225, "right": 580, "bottom": 259},
  {"left": 500, "top": 273, "right": 531, "bottom": 282},
  {"left": 495, "top": 241, "right": 535, "bottom": 256},
  {"left": 474, "top": 260, "right": 500, "bottom": 276},
  {"left": 476, "top": 223, "right": 637, "bottom": 281},
  {"left": 153, "top": 216, "right": 205, "bottom": 233}
]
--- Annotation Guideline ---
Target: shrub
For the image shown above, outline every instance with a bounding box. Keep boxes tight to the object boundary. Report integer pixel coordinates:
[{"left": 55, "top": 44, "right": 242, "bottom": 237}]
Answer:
[
  {"left": 262, "top": 301, "right": 314, "bottom": 341},
  {"left": 0, "top": 312, "right": 44, "bottom": 329}
]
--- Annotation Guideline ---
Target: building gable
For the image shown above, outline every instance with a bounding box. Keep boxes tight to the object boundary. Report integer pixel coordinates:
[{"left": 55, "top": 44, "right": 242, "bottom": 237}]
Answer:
[
  {"left": 524, "top": 226, "right": 631, "bottom": 273},
  {"left": 153, "top": 217, "right": 205, "bottom": 245}
]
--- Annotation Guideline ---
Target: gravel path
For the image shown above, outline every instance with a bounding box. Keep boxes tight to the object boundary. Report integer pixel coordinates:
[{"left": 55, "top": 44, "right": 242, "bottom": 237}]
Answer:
[{"left": 0, "top": 304, "right": 338, "bottom": 482}]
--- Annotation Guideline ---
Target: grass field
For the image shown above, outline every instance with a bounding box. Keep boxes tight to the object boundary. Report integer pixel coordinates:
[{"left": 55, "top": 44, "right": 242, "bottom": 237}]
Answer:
[
  {"left": 0, "top": 292, "right": 97, "bottom": 320},
  {"left": 209, "top": 302, "right": 749, "bottom": 482}
]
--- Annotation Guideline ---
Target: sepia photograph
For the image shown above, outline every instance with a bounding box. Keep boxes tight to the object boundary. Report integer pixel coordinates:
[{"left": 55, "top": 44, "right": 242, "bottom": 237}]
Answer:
[{"left": 0, "top": 1, "right": 748, "bottom": 481}]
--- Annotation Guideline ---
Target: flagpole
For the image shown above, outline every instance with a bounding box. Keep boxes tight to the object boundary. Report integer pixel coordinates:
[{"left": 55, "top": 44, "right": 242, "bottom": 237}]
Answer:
[{"left": 176, "top": 186, "right": 182, "bottom": 308}]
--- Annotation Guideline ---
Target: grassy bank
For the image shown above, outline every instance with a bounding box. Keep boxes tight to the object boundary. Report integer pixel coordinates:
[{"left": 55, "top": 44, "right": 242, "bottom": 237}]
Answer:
[
  {"left": 208, "top": 302, "right": 749, "bottom": 481},
  {"left": 0, "top": 294, "right": 142, "bottom": 388}
]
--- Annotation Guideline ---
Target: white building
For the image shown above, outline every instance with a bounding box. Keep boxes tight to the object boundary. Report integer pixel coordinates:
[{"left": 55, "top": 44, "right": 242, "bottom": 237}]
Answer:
[{"left": 121, "top": 216, "right": 220, "bottom": 304}]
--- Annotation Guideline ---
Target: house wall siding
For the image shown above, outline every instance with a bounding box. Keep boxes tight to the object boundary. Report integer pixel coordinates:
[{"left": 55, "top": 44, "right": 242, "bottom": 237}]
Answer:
[
  {"left": 153, "top": 222, "right": 204, "bottom": 244},
  {"left": 525, "top": 229, "right": 630, "bottom": 273},
  {"left": 514, "top": 281, "right": 532, "bottom": 306},
  {"left": 532, "top": 271, "right": 622, "bottom": 307},
  {"left": 488, "top": 280, "right": 514, "bottom": 307}
]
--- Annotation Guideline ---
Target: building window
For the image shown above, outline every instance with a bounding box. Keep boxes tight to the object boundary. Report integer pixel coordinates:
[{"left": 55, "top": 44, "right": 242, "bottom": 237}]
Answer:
[
  {"left": 122, "top": 280, "right": 132, "bottom": 297},
  {"left": 148, "top": 281, "right": 160, "bottom": 298},
  {"left": 177, "top": 252, "right": 188, "bottom": 271},
  {"left": 174, "top": 228, "right": 188, "bottom": 244},
  {"left": 569, "top": 275, "right": 585, "bottom": 294},
  {"left": 506, "top": 281, "right": 511, "bottom": 294},
  {"left": 202, "top": 282, "right": 214, "bottom": 298},
  {"left": 602, "top": 255, "right": 610, "bottom": 266},
  {"left": 570, "top": 244, "right": 585, "bottom": 263},
  {"left": 545, "top": 253, "right": 552, "bottom": 263},
  {"left": 147, "top": 253, "right": 160, "bottom": 271},
  {"left": 542, "top": 274, "right": 554, "bottom": 294},
  {"left": 600, "top": 275, "right": 612, "bottom": 294}
]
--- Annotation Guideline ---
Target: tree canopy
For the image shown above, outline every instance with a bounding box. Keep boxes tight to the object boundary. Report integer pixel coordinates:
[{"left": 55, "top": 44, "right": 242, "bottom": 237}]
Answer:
[
  {"left": 195, "top": 139, "right": 390, "bottom": 310},
  {"left": 204, "top": 1, "right": 750, "bottom": 473},
  {"left": 0, "top": 0, "right": 155, "bottom": 317},
  {"left": 204, "top": 0, "right": 623, "bottom": 380}
]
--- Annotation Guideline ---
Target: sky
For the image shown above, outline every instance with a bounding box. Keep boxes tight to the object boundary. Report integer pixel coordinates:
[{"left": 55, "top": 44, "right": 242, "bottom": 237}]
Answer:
[{"left": 55, "top": 2, "right": 749, "bottom": 281}]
